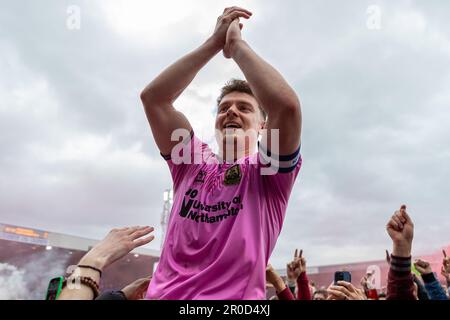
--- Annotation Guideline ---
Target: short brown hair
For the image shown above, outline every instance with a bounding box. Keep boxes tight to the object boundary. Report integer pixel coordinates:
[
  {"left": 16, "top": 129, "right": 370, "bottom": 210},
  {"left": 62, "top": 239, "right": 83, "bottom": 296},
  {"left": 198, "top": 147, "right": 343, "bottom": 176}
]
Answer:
[
  {"left": 217, "top": 79, "right": 267, "bottom": 120},
  {"left": 313, "top": 289, "right": 328, "bottom": 299}
]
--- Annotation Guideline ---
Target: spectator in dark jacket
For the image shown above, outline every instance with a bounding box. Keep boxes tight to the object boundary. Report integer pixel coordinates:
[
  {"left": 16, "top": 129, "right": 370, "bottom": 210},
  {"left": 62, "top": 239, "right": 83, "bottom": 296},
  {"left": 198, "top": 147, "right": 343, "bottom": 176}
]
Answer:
[
  {"left": 414, "top": 259, "right": 448, "bottom": 300},
  {"left": 412, "top": 274, "right": 429, "bottom": 300}
]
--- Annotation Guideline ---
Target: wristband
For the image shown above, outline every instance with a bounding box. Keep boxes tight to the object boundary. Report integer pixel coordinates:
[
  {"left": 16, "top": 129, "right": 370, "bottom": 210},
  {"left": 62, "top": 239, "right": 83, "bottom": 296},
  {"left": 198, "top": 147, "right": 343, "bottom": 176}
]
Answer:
[
  {"left": 77, "top": 264, "right": 103, "bottom": 277},
  {"left": 63, "top": 276, "right": 100, "bottom": 299}
]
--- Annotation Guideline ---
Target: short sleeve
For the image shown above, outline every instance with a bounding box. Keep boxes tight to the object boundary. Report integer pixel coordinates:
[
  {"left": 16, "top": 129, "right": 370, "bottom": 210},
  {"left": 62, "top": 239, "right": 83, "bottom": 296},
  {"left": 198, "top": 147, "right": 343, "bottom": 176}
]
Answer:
[
  {"left": 257, "top": 143, "right": 302, "bottom": 247},
  {"left": 161, "top": 131, "right": 214, "bottom": 190}
]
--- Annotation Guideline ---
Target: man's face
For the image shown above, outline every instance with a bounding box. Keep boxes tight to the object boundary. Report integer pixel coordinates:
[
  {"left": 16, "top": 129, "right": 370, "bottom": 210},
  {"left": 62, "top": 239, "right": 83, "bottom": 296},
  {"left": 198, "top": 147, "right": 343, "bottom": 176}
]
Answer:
[{"left": 215, "top": 91, "right": 264, "bottom": 151}]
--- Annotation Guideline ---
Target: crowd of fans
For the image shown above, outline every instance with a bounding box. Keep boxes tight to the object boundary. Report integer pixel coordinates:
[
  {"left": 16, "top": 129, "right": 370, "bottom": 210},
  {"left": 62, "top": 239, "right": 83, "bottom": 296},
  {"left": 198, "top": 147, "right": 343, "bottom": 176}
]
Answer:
[
  {"left": 54, "top": 205, "right": 450, "bottom": 300},
  {"left": 265, "top": 205, "right": 450, "bottom": 301}
]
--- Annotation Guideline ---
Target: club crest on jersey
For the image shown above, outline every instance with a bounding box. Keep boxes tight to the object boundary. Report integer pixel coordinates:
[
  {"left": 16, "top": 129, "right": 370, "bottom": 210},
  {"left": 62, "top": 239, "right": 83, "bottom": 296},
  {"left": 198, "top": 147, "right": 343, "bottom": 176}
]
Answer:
[{"left": 224, "top": 165, "right": 241, "bottom": 186}]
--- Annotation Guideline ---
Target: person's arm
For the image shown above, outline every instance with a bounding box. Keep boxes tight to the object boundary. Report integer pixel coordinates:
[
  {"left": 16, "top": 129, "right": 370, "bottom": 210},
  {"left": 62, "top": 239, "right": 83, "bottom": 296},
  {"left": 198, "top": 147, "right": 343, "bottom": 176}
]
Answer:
[
  {"left": 441, "top": 265, "right": 450, "bottom": 295},
  {"left": 326, "top": 281, "right": 367, "bottom": 300},
  {"left": 95, "top": 290, "right": 127, "bottom": 300},
  {"left": 297, "top": 272, "right": 312, "bottom": 300},
  {"left": 422, "top": 274, "right": 448, "bottom": 300},
  {"left": 225, "top": 19, "right": 301, "bottom": 155},
  {"left": 289, "top": 249, "right": 311, "bottom": 300},
  {"left": 58, "top": 226, "right": 154, "bottom": 300},
  {"left": 140, "top": 7, "right": 252, "bottom": 156},
  {"left": 387, "top": 255, "right": 415, "bottom": 300},
  {"left": 120, "top": 276, "right": 152, "bottom": 300},
  {"left": 266, "top": 264, "right": 294, "bottom": 300},
  {"left": 443, "top": 250, "right": 450, "bottom": 276},
  {"left": 360, "top": 275, "right": 370, "bottom": 296},
  {"left": 59, "top": 266, "right": 101, "bottom": 300},
  {"left": 385, "top": 205, "right": 416, "bottom": 300},
  {"left": 96, "top": 277, "right": 151, "bottom": 300},
  {"left": 285, "top": 251, "right": 297, "bottom": 296},
  {"left": 414, "top": 259, "right": 448, "bottom": 300},
  {"left": 442, "top": 250, "right": 450, "bottom": 296},
  {"left": 277, "top": 287, "right": 295, "bottom": 301}
]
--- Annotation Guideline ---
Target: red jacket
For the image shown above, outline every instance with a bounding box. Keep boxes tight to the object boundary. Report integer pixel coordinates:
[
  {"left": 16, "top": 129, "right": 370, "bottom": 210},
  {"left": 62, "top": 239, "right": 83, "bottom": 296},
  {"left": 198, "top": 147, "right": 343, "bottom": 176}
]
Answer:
[
  {"left": 386, "top": 255, "right": 416, "bottom": 300},
  {"left": 297, "top": 272, "right": 312, "bottom": 300},
  {"left": 277, "top": 287, "right": 295, "bottom": 300},
  {"left": 276, "top": 272, "right": 312, "bottom": 300}
]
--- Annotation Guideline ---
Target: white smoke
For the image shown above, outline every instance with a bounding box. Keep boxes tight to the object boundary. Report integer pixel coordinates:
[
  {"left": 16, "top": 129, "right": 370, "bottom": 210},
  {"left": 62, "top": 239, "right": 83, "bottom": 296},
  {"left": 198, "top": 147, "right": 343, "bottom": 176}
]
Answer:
[
  {"left": 0, "top": 250, "right": 70, "bottom": 300},
  {"left": 0, "top": 263, "right": 27, "bottom": 299}
]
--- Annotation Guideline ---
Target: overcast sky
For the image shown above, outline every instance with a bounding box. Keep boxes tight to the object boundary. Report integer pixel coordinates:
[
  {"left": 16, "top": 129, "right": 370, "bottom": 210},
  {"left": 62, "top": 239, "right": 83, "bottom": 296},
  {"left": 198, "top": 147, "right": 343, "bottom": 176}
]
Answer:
[{"left": 1, "top": 0, "right": 449, "bottom": 269}]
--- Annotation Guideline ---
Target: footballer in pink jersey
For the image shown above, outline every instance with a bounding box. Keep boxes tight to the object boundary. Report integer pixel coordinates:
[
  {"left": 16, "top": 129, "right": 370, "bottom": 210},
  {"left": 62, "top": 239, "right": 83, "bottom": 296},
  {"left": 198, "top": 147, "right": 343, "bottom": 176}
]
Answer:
[{"left": 140, "top": 7, "right": 302, "bottom": 299}]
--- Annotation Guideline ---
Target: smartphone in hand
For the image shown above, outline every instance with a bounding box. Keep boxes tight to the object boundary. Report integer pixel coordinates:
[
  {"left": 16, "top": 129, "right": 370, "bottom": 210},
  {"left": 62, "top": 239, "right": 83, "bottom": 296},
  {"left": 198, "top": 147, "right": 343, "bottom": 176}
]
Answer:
[
  {"left": 45, "top": 276, "right": 64, "bottom": 300},
  {"left": 334, "top": 271, "right": 351, "bottom": 284}
]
